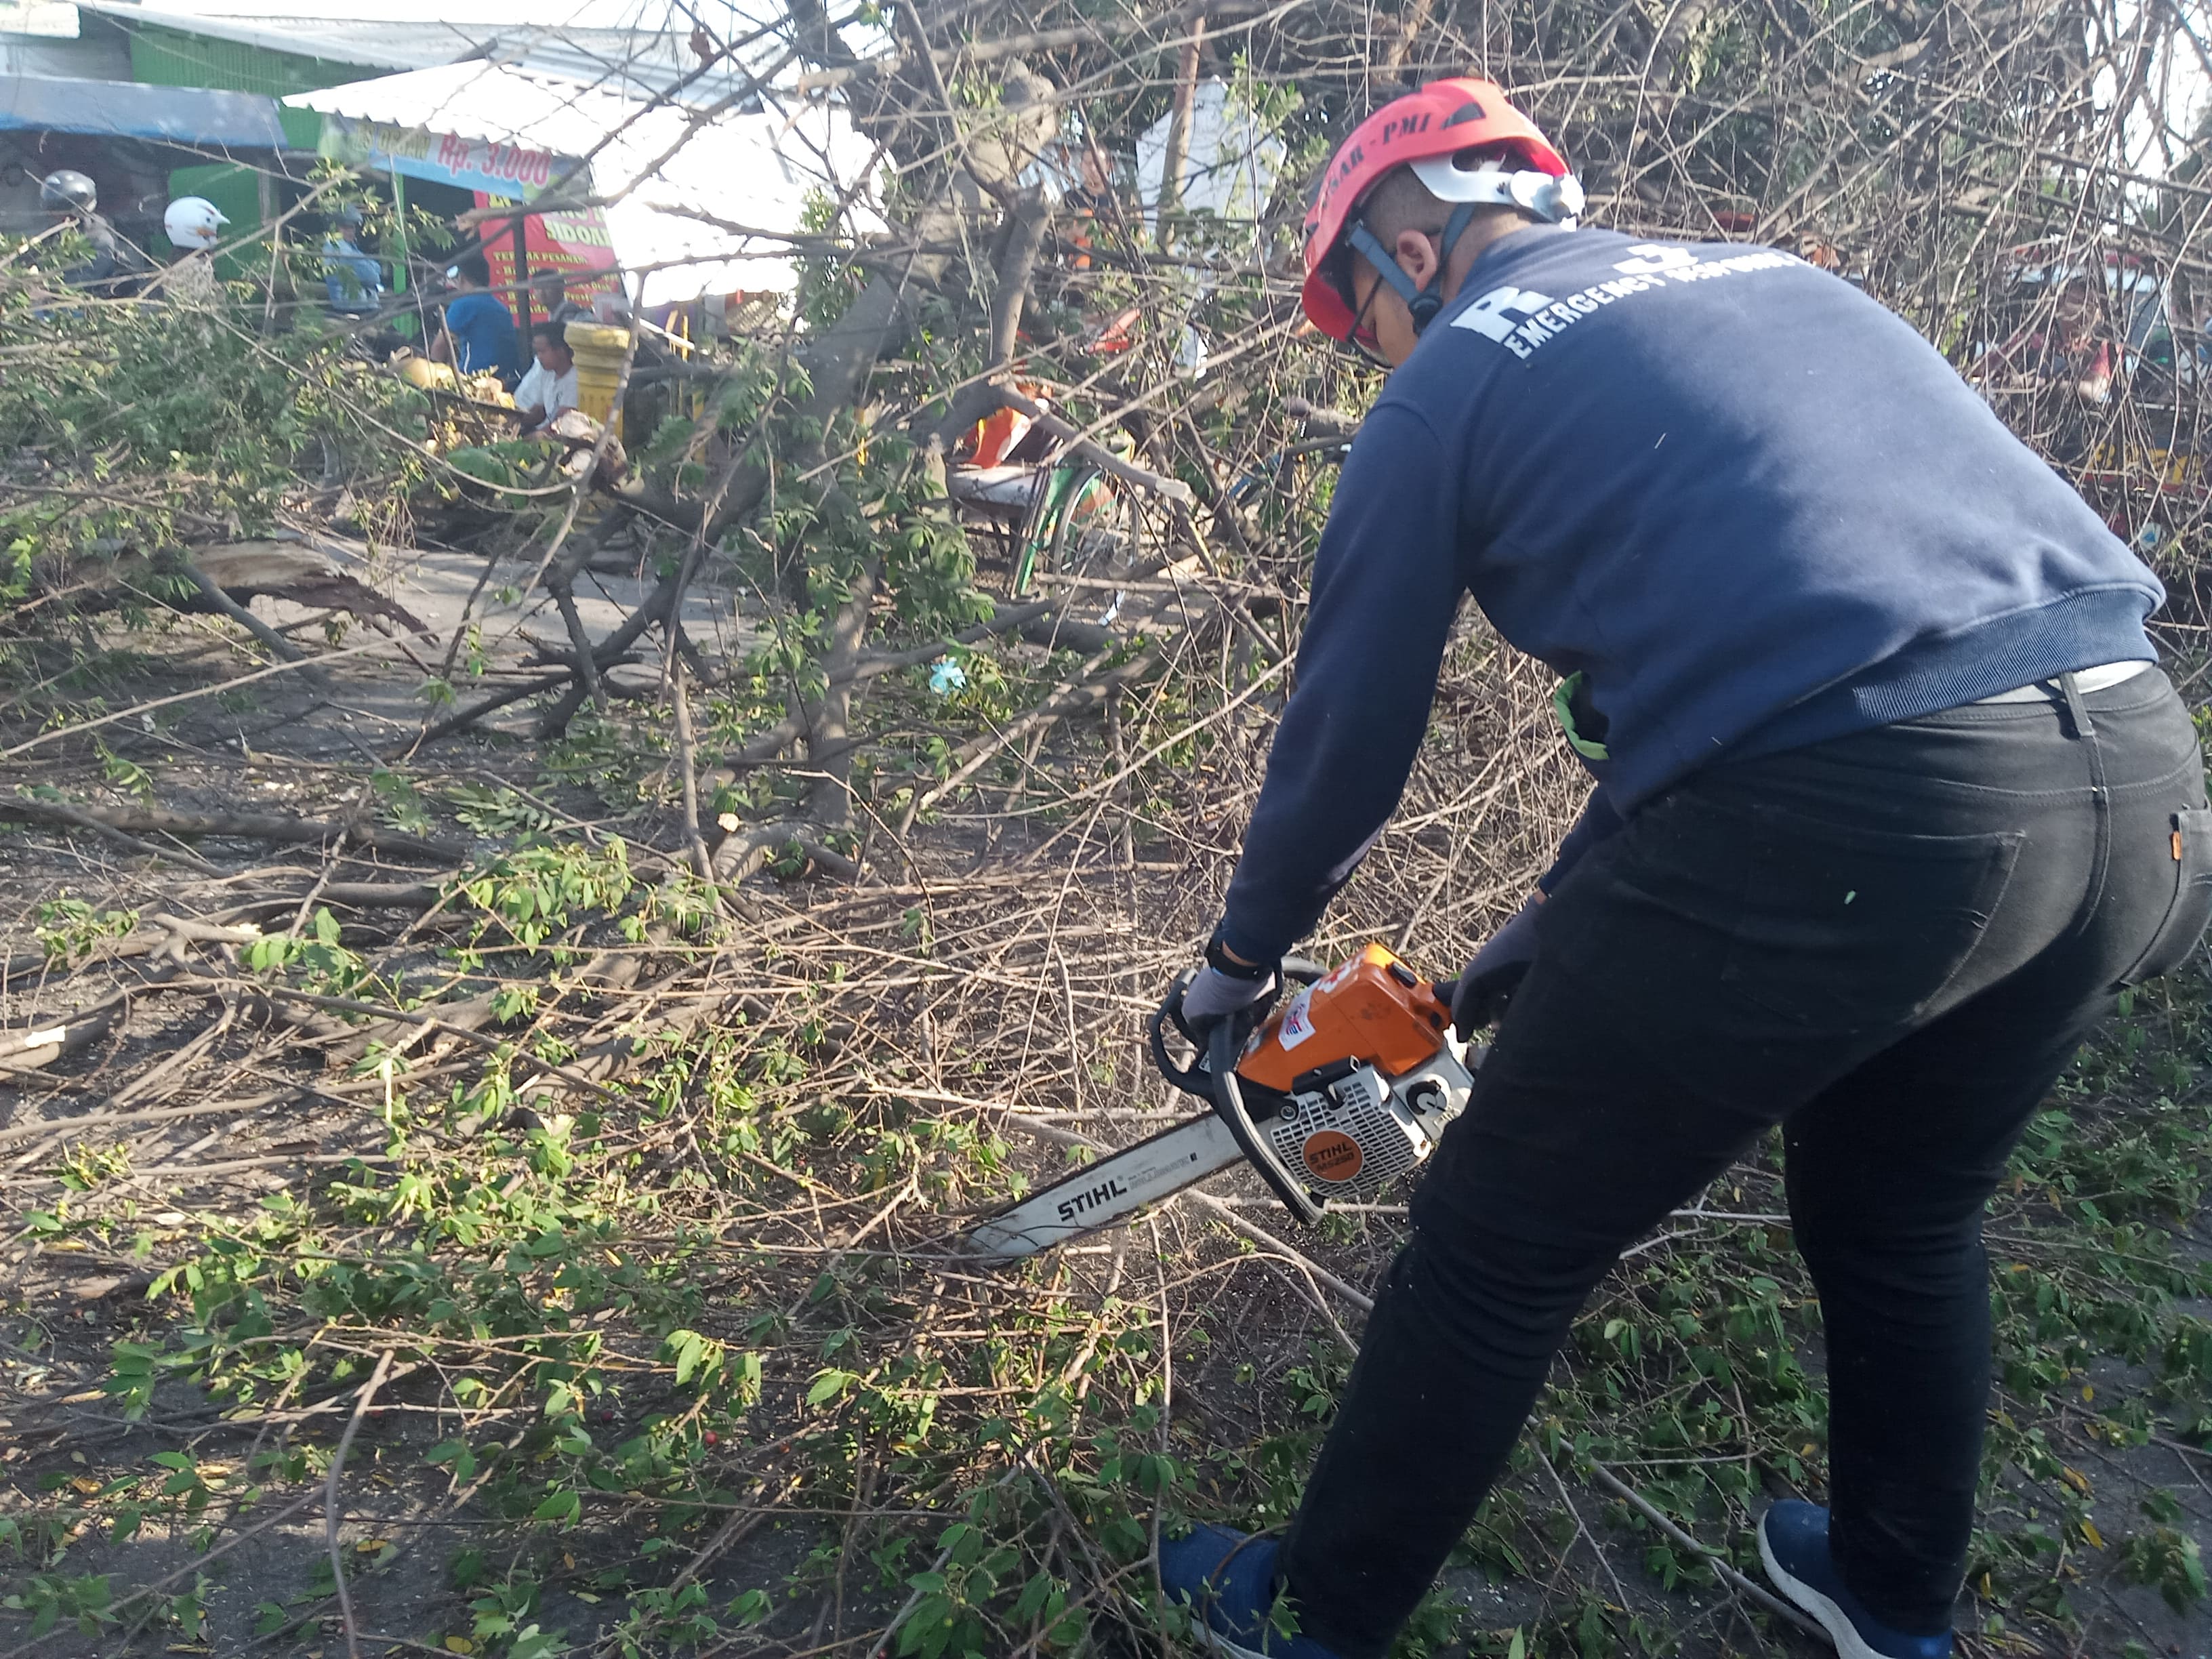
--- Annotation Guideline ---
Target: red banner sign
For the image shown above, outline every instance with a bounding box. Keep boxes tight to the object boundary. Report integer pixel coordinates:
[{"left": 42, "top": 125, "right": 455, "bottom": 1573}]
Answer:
[{"left": 474, "top": 192, "right": 621, "bottom": 315}]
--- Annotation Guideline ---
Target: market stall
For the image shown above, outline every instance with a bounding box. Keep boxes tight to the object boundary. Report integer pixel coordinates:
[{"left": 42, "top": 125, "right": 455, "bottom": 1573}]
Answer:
[{"left": 285, "top": 60, "right": 878, "bottom": 314}]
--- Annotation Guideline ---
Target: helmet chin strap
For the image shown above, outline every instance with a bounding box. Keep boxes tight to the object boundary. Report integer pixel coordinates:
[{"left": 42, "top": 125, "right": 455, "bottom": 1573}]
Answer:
[{"left": 1345, "top": 202, "right": 1479, "bottom": 335}]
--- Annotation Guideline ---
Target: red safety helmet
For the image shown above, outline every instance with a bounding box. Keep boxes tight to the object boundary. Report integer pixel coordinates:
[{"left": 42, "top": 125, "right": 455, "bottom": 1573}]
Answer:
[{"left": 1301, "top": 77, "right": 1581, "bottom": 344}]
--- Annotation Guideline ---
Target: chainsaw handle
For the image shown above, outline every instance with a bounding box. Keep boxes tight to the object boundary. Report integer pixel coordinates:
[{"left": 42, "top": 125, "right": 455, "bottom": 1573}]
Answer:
[
  {"left": 1147, "top": 981, "right": 1326, "bottom": 1227},
  {"left": 1148, "top": 978, "right": 1212, "bottom": 1097},
  {"left": 1147, "top": 956, "right": 1324, "bottom": 1096},
  {"left": 1206, "top": 1021, "right": 1326, "bottom": 1227},
  {"left": 1153, "top": 958, "right": 1317, "bottom": 1071}
]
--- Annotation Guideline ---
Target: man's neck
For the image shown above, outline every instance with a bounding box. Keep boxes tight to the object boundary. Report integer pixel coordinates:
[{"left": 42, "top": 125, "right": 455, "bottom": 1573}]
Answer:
[{"left": 1450, "top": 214, "right": 1555, "bottom": 285}]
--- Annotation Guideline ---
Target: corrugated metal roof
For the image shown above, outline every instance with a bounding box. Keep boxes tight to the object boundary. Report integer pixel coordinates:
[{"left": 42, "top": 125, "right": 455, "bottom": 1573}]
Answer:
[
  {"left": 75, "top": 1, "right": 779, "bottom": 104},
  {"left": 294, "top": 61, "right": 678, "bottom": 156}
]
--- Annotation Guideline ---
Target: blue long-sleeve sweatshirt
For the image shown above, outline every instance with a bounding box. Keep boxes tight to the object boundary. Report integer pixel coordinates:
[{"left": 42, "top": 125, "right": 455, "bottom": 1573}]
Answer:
[{"left": 1217, "top": 226, "right": 2164, "bottom": 964}]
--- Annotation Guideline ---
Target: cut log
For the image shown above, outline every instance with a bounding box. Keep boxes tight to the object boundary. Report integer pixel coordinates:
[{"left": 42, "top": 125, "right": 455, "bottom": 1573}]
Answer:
[{"left": 0, "top": 998, "right": 127, "bottom": 1073}]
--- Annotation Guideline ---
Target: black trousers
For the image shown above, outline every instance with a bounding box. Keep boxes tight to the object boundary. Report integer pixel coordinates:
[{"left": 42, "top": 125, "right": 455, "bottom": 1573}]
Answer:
[{"left": 1280, "top": 670, "right": 2211, "bottom": 1658}]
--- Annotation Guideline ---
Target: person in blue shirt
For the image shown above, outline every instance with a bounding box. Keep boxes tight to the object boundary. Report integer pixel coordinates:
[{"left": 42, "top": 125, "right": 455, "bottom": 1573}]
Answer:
[
  {"left": 430, "top": 251, "right": 519, "bottom": 383},
  {"left": 322, "top": 207, "right": 384, "bottom": 317},
  {"left": 1160, "top": 78, "right": 2211, "bottom": 1659}
]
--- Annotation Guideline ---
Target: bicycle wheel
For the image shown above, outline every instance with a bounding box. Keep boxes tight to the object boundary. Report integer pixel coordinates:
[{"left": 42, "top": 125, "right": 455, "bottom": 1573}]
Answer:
[
  {"left": 1010, "top": 463, "right": 1088, "bottom": 597},
  {"left": 1050, "top": 467, "right": 1132, "bottom": 583}
]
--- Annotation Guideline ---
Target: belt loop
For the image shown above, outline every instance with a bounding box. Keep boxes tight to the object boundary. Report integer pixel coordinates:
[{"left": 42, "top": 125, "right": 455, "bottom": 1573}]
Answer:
[{"left": 2059, "top": 670, "right": 2094, "bottom": 739}]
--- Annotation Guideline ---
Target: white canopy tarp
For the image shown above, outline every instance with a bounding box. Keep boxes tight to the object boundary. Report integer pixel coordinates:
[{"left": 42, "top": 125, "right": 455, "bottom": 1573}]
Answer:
[
  {"left": 1135, "top": 79, "right": 1284, "bottom": 239},
  {"left": 288, "top": 61, "right": 880, "bottom": 306}
]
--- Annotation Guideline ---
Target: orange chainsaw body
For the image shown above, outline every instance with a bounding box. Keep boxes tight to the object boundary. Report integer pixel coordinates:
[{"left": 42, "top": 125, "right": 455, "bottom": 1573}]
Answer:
[{"left": 1235, "top": 942, "right": 1452, "bottom": 1094}]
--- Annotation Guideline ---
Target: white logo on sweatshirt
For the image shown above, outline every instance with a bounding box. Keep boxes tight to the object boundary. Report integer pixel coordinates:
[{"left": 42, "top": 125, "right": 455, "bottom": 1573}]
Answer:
[{"left": 1452, "top": 245, "right": 1802, "bottom": 361}]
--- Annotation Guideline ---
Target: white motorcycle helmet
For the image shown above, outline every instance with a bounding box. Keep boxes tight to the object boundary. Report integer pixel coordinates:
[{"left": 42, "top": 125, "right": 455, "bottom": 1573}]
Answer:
[{"left": 163, "top": 196, "right": 228, "bottom": 251}]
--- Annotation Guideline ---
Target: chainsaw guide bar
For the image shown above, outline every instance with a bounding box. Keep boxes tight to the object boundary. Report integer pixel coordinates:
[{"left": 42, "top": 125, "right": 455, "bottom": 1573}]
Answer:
[
  {"left": 965, "top": 1113, "right": 1244, "bottom": 1260},
  {"left": 963, "top": 943, "right": 1480, "bottom": 1262}
]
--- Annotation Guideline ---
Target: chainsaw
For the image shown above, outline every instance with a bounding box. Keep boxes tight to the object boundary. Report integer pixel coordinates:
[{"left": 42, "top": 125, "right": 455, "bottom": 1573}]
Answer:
[{"left": 966, "top": 943, "right": 1478, "bottom": 1260}]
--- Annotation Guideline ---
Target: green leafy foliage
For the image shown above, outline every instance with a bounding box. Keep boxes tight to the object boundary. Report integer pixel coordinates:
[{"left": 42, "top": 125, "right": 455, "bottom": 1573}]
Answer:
[
  {"left": 0, "top": 246, "right": 428, "bottom": 604},
  {"left": 2120, "top": 1525, "right": 2207, "bottom": 1613},
  {"left": 32, "top": 892, "right": 137, "bottom": 962}
]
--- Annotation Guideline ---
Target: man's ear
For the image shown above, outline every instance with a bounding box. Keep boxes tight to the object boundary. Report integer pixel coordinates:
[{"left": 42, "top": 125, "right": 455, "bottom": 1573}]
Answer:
[{"left": 1392, "top": 226, "right": 1441, "bottom": 289}]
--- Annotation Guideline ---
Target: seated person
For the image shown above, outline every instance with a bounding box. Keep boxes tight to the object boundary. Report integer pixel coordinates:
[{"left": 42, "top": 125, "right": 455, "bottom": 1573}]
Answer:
[
  {"left": 157, "top": 194, "right": 227, "bottom": 309},
  {"left": 530, "top": 267, "right": 586, "bottom": 328},
  {"left": 514, "top": 321, "right": 579, "bottom": 434},
  {"left": 323, "top": 209, "right": 384, "bottom": 316},
  {"left": 430, "top": 252, "right": 519, "bottom": 382},
  {"left": 42, "top": 169, "right": 147, "bottom": 297}
]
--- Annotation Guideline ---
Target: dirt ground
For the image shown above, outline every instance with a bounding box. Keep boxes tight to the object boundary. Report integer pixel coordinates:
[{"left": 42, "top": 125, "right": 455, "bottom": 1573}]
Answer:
[{"left": 3, "top": 579, "right": 2211, "bottom": 1659}]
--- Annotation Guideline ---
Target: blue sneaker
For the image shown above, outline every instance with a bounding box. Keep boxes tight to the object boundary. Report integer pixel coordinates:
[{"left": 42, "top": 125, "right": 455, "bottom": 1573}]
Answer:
[
  {"left": 1157, "top": 1524, "right": 1343, "bottom": 1658},
  {"left": 1757, "top": 1501, "right": 1952, "bottom": 1659}
]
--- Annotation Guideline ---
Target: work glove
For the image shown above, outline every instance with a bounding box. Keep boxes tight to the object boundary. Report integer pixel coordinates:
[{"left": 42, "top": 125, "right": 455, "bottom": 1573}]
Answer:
[
  {"left": 1174, "top": 928, "right": 1283, "bottom": 1042},
  {"left": 1178, "top": 962, "right": 1280, "bottom": 1031},
  {"left": 1443, "top": 895, "right": 1542, "bottom": 1039}
]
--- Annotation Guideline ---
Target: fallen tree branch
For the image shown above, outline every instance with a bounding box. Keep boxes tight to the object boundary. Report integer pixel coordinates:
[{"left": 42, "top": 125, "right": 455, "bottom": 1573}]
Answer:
[
  {"left": 403, "top": 671, "right": 575, "bottom": 754},
  {"left": 0, "top": 991, "right": 132, "bottom": 1075},
  {"left": 327, "top": 1348, "right": 396, "bottom": 1659},
  {"left": 1586, "top": 1462, "right": 1826, "bottom": 1639},
  {"left": 710, "top": 818, "right": 866, "bottom": 884},
  {"left": 0, "top": 800, "right": 463, "bottom": 864},
  {"left": 552, "top": 582, "right": 609, "bottom": 714},
  {"left": 174, "top": 557, "right": 308, "bottom": 664},
  {"left": 50, "top": 543, "right": 428, "bottom": 639},
  {"left": 671, "top": 659, "right": 716, "bottom": 884},
  {"left": 990, "top": 186, "right": 1057, "bottom": 367},
  {"left": 268, "top": 881, "right": 446, "bottom": 912},
  {"left": 4, "top": 798, "right": 222, "bottom": 875}
]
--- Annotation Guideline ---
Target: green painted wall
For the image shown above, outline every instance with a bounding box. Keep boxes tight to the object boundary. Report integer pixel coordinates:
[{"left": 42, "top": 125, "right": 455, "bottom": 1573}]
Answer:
[
  {"left": 163, "top": 160, "right": 267, "bottom": 276},
  {"left": 127, "top": 23, "right": 379, "bottom": 148},
  {"left": 129, "top": 22, "right": 385, "bottom": 263}
]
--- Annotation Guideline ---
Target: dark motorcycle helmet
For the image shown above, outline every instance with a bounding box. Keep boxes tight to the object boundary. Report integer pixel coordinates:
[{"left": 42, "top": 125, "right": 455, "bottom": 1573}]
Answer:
[{"left": 40, "top": 169, "right": 98, "bottom": 213}]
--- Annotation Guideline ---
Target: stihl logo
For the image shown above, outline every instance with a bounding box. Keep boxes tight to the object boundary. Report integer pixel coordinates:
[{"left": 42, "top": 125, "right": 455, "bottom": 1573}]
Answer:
[
  {"left": 1302, "top": 1130, "right": 1364, "bottom": 1183},
  {"left": 1057, "top": 1177, "right": 1129, "bottom": 1223}
]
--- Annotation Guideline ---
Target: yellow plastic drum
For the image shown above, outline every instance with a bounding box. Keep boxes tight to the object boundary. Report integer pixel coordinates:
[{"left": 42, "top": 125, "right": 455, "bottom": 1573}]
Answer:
[{"left": 565, "top": 321, "right": 633, "bottom": 438}]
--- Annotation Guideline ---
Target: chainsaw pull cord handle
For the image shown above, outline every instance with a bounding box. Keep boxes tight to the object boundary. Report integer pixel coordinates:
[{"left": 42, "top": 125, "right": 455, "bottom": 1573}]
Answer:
[{"left": 1207, "top": 1019, "right": 1327, "bottom": 1226}]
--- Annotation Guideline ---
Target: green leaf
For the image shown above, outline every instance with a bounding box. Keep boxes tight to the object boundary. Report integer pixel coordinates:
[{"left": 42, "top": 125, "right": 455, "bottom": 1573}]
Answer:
[{"left": 426, "top": 1440, "right": 478, "bottom": 1483}]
